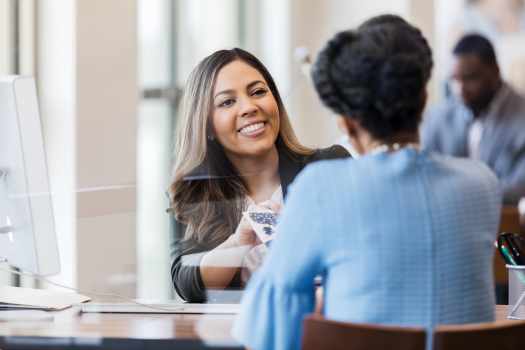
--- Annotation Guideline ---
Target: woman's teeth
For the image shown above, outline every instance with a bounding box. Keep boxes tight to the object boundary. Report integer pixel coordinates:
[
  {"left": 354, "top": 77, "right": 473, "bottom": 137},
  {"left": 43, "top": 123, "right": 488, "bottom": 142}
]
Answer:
[{"left": 239, "top": 122, "right": 264, "bottom": 135}]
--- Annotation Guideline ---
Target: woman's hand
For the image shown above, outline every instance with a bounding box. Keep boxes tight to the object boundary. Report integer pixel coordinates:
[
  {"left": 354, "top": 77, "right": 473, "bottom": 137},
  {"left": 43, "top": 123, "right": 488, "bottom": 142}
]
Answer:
[
  {"left": 231, "top": 215, "right": 260, "bottom": 247},
  {"left": 229, "top": 199, "right": 281, "bottom": 249},
  {"left": 201, "top": 216, "right": 259, "bottom": 289}
]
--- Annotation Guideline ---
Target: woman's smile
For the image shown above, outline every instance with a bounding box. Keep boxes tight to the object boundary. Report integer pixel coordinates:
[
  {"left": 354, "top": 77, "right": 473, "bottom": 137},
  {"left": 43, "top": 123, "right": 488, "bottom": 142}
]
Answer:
[{"left": 238, "top": 121, "right": 267, "bottom": 137}]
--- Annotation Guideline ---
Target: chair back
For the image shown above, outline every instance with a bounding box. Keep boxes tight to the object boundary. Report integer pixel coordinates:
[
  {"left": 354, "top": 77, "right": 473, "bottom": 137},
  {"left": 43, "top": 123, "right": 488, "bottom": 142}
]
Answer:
[
  {"left": 301, "top": 314, "right": 426, "bottom": 350},
  {"left": 434, "top": 320, "right": 525, "bottom": 350}
]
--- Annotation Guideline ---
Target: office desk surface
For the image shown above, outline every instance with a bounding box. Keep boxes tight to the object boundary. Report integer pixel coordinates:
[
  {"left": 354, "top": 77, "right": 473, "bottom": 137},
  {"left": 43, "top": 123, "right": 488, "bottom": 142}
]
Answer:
[
  {"left": 0, "top": 306, "right": 240, "bottom": 349},
  {"left": 0, "top": 305, "right": 515, "bottom": 349}
]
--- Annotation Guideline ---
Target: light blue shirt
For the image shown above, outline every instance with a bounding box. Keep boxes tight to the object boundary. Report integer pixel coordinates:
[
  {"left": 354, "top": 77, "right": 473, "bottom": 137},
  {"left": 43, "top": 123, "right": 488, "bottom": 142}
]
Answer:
[{"left": 233, "top": 149, "right": 501, "bottom": 350}]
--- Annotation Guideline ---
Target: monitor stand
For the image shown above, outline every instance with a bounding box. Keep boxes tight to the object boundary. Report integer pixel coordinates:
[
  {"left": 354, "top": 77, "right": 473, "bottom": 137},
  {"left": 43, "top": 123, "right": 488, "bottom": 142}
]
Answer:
[{"left": 0, "top": 171, "right": 13, "bottom": 236}]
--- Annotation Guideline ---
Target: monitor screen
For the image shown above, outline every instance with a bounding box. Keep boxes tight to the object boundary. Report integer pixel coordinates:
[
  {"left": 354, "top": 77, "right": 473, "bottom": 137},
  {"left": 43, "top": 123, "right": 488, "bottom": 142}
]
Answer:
[{"left": 0, "top": 76, "right": 60, "bottom": 276}]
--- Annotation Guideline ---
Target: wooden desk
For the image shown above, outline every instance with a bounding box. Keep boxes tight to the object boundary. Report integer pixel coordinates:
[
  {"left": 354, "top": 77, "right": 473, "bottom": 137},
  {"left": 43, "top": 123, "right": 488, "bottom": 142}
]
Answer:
[
  {"left": 0, "top": 305, "right": 516, "bottom": 349},
  {"left": 0, "top": 306, "right": 241, "bottom": 349}
]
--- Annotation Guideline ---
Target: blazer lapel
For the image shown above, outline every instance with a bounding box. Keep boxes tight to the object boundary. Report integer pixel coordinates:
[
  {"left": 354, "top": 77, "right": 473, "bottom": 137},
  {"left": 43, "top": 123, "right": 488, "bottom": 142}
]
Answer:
[
  {"left": 278, "top": 147, "right": 306, "bottom": 199},
  {"left": 478, "top": 87, "right": 514, "bottom": 168}
]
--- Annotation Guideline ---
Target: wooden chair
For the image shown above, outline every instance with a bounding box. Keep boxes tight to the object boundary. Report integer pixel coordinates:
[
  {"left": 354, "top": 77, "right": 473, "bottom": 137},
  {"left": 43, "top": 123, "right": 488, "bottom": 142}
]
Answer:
[
  {"left": 301, "top": 314, "right": 426, "bottom": 350},
  {"left": 495, "top": 206, "right": 522, "bottom": 286},
  {"left": 434, "top": 320, "right": 525, "bottom": 350}
]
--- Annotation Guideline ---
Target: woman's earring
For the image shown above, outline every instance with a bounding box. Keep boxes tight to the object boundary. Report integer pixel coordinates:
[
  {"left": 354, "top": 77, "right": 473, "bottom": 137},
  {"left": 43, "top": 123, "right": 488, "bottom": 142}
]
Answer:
[{"left": 207, "top": 134, "right": 215, "bottom": 141}]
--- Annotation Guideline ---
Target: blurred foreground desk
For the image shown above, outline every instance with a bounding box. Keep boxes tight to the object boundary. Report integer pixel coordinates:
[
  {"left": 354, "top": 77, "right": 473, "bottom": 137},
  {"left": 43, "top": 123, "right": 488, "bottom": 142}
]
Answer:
[
  {"left": 0, "top": 305, "right": 514, "bottom": 349},
  {"left": 0, "top": 305, "right": 241, "bottom": 349}
]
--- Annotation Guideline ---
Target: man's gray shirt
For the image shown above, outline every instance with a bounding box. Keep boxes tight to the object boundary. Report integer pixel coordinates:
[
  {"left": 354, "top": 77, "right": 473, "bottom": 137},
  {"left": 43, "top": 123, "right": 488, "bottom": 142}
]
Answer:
[{"left": 421, "top": 83, "right": 525, "bottom": 204}]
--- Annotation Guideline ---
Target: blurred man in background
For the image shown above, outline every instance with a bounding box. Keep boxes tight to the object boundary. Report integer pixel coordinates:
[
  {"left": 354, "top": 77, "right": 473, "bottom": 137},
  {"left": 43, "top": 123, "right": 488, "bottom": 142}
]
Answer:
[{"left": 422, "top": 33, "right": 525, "bottom": 204}]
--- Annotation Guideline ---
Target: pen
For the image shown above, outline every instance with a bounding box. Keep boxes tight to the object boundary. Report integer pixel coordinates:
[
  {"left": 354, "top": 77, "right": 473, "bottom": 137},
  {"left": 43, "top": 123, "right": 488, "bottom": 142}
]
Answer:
[
  {"left": 497, "top": 235, "right": 525, "bottom": 283},
  {"left": 507, "top": 235, "right": 525, "bottom": 265},
  {"left": 498, "top": 233, "right": 525, "bottom": 266},
  {"left": 500, "top": 244, "right": 518, "bottom": 266}
]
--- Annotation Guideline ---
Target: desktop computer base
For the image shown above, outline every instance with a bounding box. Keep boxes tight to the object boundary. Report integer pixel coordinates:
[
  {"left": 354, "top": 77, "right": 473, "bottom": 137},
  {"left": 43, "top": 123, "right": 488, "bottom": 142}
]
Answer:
[{"left": 0, "top": 285, "right": 90, "bottom": 311}]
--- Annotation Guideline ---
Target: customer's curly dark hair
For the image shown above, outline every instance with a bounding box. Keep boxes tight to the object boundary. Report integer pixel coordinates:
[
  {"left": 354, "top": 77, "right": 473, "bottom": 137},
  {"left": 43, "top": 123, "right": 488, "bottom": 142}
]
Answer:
[{"left": 311, "top": 15, "right": 433, "bottom": 140}]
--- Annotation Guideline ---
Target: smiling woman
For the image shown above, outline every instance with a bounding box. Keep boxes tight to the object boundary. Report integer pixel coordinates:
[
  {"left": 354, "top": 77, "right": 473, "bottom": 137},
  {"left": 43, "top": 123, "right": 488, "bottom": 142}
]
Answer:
[
  {"left": 211, "top": 61, "right": 281, "bottom": 166},
  {"left": 168, "top": 48, "right": 349, "bottom": 302}
]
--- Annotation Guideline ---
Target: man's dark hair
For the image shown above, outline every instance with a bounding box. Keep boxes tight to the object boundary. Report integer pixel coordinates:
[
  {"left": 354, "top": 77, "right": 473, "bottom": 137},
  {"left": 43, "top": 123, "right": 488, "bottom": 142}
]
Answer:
[{"left": 453, "top": 33, "right": 498, "bottom": 66}]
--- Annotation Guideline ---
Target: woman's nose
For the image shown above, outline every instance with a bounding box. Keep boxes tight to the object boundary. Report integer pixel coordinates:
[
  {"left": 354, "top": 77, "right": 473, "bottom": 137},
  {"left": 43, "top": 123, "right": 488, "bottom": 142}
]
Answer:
[{"left": 238, "top": 96, "right": 257, "bottom": 117}]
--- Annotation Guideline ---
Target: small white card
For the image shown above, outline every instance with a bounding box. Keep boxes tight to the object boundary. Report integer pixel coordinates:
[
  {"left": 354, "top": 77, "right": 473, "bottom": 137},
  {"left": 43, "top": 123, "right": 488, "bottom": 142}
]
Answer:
[{"left": 243, "top": 204, "right": 278, "bottom": 244}]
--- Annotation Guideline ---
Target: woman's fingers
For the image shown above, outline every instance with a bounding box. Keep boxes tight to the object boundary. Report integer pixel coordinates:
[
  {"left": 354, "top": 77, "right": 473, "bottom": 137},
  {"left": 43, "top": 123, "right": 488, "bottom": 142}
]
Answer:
[
  {"left": 234, "top": 216, "right": 258, "bottom": 246},
  {"left": 270, "top": 202, "right": 282, "bottom": 214}
]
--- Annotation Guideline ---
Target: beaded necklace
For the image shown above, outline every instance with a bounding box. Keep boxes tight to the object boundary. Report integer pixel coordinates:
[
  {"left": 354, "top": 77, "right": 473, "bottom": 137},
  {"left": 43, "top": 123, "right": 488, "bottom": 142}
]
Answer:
[{"left": 368, "top": 142, "right": 420, "bottom": 156}]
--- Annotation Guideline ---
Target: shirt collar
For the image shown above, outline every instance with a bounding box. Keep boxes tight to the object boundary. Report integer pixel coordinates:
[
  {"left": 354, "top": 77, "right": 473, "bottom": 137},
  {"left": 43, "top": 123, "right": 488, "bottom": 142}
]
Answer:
[{"left": 245, "top": 185, "right": 283, "bottom": 206}]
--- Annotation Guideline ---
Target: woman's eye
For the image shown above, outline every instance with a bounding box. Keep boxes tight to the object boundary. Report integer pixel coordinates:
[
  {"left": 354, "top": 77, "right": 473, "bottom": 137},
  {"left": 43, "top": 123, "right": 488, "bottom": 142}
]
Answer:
[
  {"left": 219, "top": 98, "right": 235, "bottom": 108},
  {"left": 252, "top": 88, "right": 267, "bottom": 96}
]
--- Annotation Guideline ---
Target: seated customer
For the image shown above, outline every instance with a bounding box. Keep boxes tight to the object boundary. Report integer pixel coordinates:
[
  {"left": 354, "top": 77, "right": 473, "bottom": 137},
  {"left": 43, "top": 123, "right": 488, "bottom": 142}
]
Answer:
[
  {"left": 169, "top": 48, "right": 348, "bottom": 302},
  {"left": 233, "top": 16, "right": 501, "bottom": 350}
]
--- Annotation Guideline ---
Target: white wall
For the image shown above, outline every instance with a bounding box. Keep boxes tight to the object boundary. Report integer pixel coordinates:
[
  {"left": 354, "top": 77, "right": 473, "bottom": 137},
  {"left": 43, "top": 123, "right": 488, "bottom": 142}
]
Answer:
[
  {"left": 0, "top": 0, "right": 14, "bottom": 74},
  {"left": 75, "top": 0, "right": 138, "bottom": 295},
  {"left": 287, "top": 0, "right": 413, "bottom": 148},
  {"left": 175, "top": 0, "right": 240, "bottom": 85},
  {"left": 38, "top": 0, "right": 77, "bottom": 288},
  {"left": 136, "top": 0, "right": 173, "bottom": 301},
  {"left": 0, "top": 0, "right": 15, "bottom": 286},
  {"left": 38, "top": 0, "right": 138, "bottom": 296}
]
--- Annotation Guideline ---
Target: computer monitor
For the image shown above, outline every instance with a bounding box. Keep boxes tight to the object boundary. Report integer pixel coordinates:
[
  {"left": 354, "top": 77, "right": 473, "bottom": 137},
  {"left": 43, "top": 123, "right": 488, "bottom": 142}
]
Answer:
[{"left": 0, "top": 75, "right": 60, "bottom": 276}]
